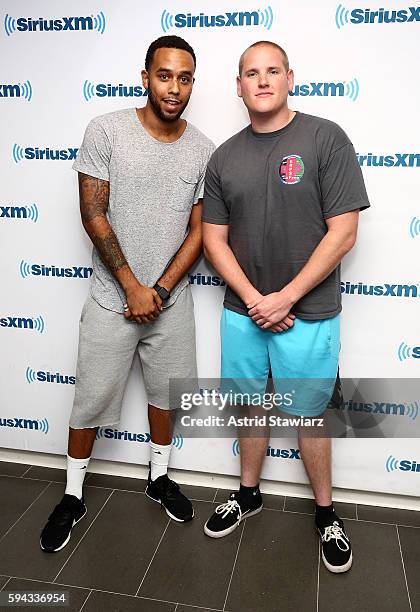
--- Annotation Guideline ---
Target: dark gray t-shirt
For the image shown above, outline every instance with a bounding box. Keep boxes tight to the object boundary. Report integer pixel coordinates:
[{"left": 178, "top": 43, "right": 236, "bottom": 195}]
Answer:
[
  {"left": 203, "top": 112, "right": 370, "bottom": 320},
  {"left": 73, "top": 108, "right": 215, "bottom": 313}
]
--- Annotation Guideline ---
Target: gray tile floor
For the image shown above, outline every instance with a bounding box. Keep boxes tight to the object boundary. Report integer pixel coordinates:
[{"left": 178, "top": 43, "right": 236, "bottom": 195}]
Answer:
[{"left": 0, "top": 460, "right": 418, "bottom": 611}]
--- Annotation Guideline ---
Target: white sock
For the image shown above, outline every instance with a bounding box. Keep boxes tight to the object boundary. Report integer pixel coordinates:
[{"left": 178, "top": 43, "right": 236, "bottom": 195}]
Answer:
[
  {"left": 150, "top": 441, "right": 172, "bottom": 481},
  {"left": 64, "top": 455, "right": 90, "bottom": 499}
]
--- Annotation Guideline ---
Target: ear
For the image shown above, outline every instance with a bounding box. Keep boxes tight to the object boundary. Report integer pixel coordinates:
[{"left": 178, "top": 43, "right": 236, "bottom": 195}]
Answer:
[
  {"left": 236, "top": 75, "right": 242, "bottom": 98},
  {"left": 287, "top": 68, "right": 294, "bottom": 93},
  {"left": 141, "top": 69, "right": 149, "bottom": 90}
]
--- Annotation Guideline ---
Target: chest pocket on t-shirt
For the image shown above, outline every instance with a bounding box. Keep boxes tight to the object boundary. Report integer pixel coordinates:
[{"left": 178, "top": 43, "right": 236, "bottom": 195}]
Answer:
[{"left": 169, "top": 175, "right": 198, "bottom": 212}]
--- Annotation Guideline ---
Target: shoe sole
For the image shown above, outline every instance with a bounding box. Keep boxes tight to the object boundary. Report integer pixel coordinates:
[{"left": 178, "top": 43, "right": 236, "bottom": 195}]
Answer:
[
  {"left": 40, "top": 507, "right": 87, "bottom": 553},
  {"left": 321, "top": 550, "right": 353, "bottom": 573},
  {"left": 145, "top": 490, "right": 194, "bottom": 523},
  {"left": 204, "top": 504, "right": 263, "bottom": 539}
]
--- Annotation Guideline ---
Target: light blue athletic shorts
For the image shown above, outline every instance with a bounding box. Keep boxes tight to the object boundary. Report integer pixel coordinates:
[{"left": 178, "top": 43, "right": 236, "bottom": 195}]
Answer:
[{"left": 220, "top": 308, "right": 340, "bottom": 417}]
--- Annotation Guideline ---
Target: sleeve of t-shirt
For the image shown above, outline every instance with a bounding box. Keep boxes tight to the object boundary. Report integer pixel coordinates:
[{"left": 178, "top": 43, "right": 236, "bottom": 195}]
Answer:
[
  {"left": 72, "top": 117, "right": 111, "bottom": 181},
  {"left": 202, "top": 150, "right": 230, "bottom": 224},
  {"left": 320, "top": 142, "right": 370, "bottom": 219},
  {"left": 193, "top": 141, "right": 216, "bottom": 204}
]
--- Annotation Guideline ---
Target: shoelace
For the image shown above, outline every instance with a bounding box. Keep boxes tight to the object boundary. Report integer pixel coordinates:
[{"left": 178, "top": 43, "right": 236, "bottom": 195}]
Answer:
[
  {"left": 322, "top": 521, "right": 350, "bottom": 551},
  {"left": 215, "top": 498, "right": 242, "bottom": 521}
]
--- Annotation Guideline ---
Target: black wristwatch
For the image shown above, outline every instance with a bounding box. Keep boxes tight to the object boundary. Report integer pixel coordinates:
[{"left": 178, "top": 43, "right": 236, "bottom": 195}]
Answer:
[{"left": 153, "top": 283, "right": 170, "bottom": 301}]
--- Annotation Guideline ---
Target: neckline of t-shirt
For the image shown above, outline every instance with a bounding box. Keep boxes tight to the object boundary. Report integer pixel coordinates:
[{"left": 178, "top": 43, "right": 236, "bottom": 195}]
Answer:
[
  {"left": 247, "top": 111, "right": 301, "bottom": 139},
  {"left": 131, "top": 107, "right": 191, "bottom": 145}
]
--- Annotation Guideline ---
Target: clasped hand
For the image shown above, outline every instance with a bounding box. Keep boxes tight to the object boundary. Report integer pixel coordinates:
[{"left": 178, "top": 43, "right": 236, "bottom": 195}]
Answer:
[
  {"left": 247, "top": 291, "right": 295, "bottom": 332},
  {"left": 123, "top": 284, "right": 162, "bottom": 323}
]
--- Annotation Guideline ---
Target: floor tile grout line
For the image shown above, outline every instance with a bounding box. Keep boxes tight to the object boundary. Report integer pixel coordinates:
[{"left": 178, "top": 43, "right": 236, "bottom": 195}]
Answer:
[
  {"left": 212, "top": 488, "right": 219, "bottom": 502},
  {"left": 135, "top": 518, "right": 171, "bottom": 597},
  {"left": 316, "top": 539, "right": 321, "bottom": 612},
  {"left": 0, "top": 577, "right": 12, "bottom": 592},
  {"left": 355, "top": 504, "right": 359, "bottom": 520},
  {"left": 396, "top": 525, "right": 413, "bottom": 612},
  {"left": 78, "top": 589, "right": 92, "bottom": 612},
  {"left": 222, "top": 520, "right": 246, "bottom": 612},
  {"left": 173, "top": 604, "right": 178, "bottom": 612},
  {"left": 53, "top": 489, "right": 114, "bottom": 583},
  {"left": 20, "top": 466, "right": 33, "bottom": 478},
  {"left": 0, "top": 480, "right": 52, "bottom": 546},
  {"left": 283, "top": 496, "right": 286, "bottom": 511}
]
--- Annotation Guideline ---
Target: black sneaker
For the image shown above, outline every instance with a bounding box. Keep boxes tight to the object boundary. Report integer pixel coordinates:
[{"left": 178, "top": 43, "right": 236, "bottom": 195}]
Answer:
[
  {"left": 317, "top": 517, "right": 352, "bottom": 573},
  {"left": 204, "top": 490, "right": 263, "bottom": 538},
  {"left": 145, "top": 471, "right": 194, "bottom": 522},
  {"left": 40, "top": 494, "right": 87, "bottom": 553}
]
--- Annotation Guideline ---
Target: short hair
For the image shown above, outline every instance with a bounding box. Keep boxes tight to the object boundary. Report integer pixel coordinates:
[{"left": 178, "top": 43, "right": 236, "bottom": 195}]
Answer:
[
  {"left": 145, "top": 35, "right": 196, "bottom": 72},
  {"left": 239, "top": 41, "right": 289, "bottom": 75}
]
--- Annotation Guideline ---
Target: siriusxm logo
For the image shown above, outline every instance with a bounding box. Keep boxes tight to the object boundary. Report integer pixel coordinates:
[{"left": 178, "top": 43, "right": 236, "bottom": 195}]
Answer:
[
  {"left": 4, "top": 12, "right": 106, "bottom": 36},
  {"left": 410, "top": 217, "right": 420, "bottom": 239},
  {"left": 26, "top": 367, "right": 75, "bottom": 385},
  {"left": 333, "top": 399, "right": 419, "bottom": 420},
  {"left": 356, "top": 153, "right": 420, "bottom": 168},
  {"left": 0, "top": 204, "right": 38, "bottom": 222},
  {"left": 0, "top": 416, "right": 49, "bottom": 434},
  {"left": 188, "top": 272, "right": 225, "bottom": 286},
  {"left": 232, "top": 439, "right": 300, "bottom": 459},
  {"left": 397, "top": 342, "right": 420, "bottom": 361},
  {"left": 96, "top": 427, "right": 184, "bottom": 449},
  {"left": 83, "top": 80, "right": 148, "bottom": 101},
  {"left": 335, "top": 5, "right": 420, "bottom": 28},
  {"left": 20, "top": 260, "right": 92, "bottom": 279},
  {"left": 386, "top": 455, "right": 420, "bottom": 473},
  {"left": 0, "top": 81, "right": 32, "bottom": 101},
  {"left": 12, "top": 144, "right": 78, "bottom": 163},
  {"left": 341, "top": 281, "right": 420, "bottom": 299},
  {"left": 161, "top": 6, "right": 273, "bottom": 31},
  {"left": 289, "top": 78, "right": 359, "bottom": 102},
  {"left": 0, "top": 315, "right": 45, "bottom": 334}
]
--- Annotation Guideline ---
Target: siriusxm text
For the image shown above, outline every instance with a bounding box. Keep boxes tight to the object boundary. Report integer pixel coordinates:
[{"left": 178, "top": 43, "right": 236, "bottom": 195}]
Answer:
[
  {"left": 20, "top": 147, "right": 78, "bottom": 161},
  {"left": 349, "top": 7, "right": 420, "bottom": 24},
  {"left": 0, "top": 418, "right": 40, "bottom": 430},
  {"left": 13, "top": 17, "right": 96, "bottom": 32},
  {"left": 25, "top": 265, "right": 92, "bottom": 278},
  {"left": 356, "top": 153, "right": 420, "bottom": 167},
  {"left": 341, "top": 282, "right": 419, "bottom": 298}
]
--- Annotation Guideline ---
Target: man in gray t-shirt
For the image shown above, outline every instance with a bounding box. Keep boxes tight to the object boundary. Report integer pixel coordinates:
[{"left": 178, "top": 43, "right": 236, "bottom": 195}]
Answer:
[
  {"left": 40, "top": 36, "right": 214, "bottom": 553},
  {"left": 202, "top": 41, "right": 369, "bottom": 574}
]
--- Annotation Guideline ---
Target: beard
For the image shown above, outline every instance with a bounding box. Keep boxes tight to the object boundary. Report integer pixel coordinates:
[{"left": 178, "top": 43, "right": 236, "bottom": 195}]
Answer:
[{"left": 148, "top": 88, "right": 189, "bottom": 123}]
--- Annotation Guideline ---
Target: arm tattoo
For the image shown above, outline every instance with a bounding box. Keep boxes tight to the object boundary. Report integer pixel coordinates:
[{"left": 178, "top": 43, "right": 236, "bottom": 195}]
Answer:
[
  {"left": 79, "top": 173, "right": 109, "bottom": 223},
  {"left": 78, "top": 172, "right": 127, "bottom": 273},
  {"left": 91, "top": 232, "right": 128, "bottom": 273}
]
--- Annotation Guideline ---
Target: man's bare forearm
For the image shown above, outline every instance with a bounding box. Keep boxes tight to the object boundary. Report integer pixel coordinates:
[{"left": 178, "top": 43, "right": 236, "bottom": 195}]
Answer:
[
  {"left": 158, "top": 227, "right": 202, "bottom": 291},
  {"left": 79, "top": 173, "right": 138, "bottom": 291},
  {"left": 204, "top": 240, "right": 260, "bottom": 305}
]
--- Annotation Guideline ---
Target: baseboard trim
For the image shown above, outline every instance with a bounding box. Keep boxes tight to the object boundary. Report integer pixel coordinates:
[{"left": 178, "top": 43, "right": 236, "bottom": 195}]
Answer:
[{"left": 1, "top": 447, "right": 419, "bottom": 511}]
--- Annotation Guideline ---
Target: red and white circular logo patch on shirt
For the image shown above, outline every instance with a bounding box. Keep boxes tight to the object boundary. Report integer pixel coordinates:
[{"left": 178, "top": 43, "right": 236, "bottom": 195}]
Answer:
[{"left": 279, "top": 154, "right": 305, "bottom": 185}]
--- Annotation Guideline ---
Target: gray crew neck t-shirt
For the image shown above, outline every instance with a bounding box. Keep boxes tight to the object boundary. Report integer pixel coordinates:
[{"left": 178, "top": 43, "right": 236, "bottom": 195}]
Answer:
[
  {"left": 203, "top": 112, "right": 370, "bottom": 320},
  {"left": 73, "top": 108, "right": 215, "bottom": 313}
]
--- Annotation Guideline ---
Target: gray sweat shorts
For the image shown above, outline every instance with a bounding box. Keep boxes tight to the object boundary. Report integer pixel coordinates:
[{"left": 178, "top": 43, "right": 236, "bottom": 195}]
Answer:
[{"left": 69, "top": 285, "right": 197, "bottom": 429}]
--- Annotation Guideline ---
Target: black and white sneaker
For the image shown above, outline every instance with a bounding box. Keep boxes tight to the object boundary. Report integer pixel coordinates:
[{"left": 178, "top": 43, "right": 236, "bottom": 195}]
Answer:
[
  {"left": 145, "top": 471, "right": 194, "bottom": 522},
  {"left": 204, "top": 490, "right": 263, "bottom": 538},
  {"left": 317, "top": 518, "right": 352, "bottom": 573},
  {"left": 40, "top": 494, "right": 87, "bottom": 553}
]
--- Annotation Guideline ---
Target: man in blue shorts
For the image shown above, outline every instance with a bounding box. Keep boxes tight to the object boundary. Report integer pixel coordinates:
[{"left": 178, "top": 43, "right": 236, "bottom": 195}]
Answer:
[{"left": 202, "top": 41, "right": 370, "bottom": 573}]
